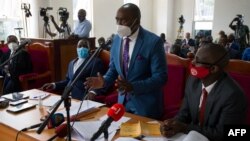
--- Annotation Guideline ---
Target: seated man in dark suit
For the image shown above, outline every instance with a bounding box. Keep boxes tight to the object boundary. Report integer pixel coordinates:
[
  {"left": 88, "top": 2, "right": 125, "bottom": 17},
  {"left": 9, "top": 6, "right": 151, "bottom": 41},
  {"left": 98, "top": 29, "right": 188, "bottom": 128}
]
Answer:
[
  {"left": 181, "top": 32, "right": 195, "bottom": 58},
  {"left": 160, "top": 43, "right": 247, "bottom": 141},
  {"left": 0, "top": 35, "right": 33, "bottom": 94},
  {"left": 42, "top": 39, "right": 105, "bottom": 100}
]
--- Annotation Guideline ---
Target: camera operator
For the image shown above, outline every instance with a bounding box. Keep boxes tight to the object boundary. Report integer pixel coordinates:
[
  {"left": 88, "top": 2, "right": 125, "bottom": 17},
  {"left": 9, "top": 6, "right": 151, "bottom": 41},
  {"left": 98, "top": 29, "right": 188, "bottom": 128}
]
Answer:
[
  {"left": 48, "top": 8, "right": 71, "bottom": 39},
  {"left": 229, "top": 14, "right": 249, "bottom": 50}
]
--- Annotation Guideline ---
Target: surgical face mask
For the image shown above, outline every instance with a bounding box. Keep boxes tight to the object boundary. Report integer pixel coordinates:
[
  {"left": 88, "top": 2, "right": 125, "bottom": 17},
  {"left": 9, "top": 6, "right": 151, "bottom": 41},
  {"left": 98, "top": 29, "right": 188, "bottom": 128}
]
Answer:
[
  {"left": 117, "top": 25, "right": 131, "bottom": 38},
  {"left": 77, "top": 47, "right": 89, "bottom": 59},
  {"left": 8, "top": 43, "right": 18, "bottom": 51},
  {"left": 116, "top": 18, "right": 137, "bottom": 38}
]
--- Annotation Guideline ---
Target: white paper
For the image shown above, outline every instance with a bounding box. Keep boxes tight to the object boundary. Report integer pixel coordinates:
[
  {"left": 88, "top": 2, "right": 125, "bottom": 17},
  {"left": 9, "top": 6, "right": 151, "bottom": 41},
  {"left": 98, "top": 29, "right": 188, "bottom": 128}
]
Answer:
[
  {"left": 72, "top": 121, "right": 118, "bottom": 140},
  {"left": 99, "top": 115, "right": 131, "bottom": 129},
  {"left": 57, "top": 100, "right": 105, "bottom": 116},
  {"left": 42, "top": 95, "right": 61, "bottom": 107},
  {"left": 183, "top": 131, "right": 209, "bottom": 141}
]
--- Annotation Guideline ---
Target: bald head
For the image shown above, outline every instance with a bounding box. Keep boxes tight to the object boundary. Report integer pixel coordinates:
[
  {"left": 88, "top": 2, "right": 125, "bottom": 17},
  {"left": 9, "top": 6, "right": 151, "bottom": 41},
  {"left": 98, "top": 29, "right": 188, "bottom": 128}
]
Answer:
[
  {"left": 196, "top": 43, "right": 229, "bottom": 68},
  {"left": 116, "top": 3, "right": 141, "bottom": 35}
]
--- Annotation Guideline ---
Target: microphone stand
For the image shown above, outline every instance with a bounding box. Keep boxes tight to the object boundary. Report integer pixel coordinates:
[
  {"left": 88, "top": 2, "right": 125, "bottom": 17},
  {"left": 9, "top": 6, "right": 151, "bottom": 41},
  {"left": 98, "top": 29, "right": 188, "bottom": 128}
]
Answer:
[
  {"left": 0, "top": 47, "right": 27, "bottom": 68},
  {"left": 37, "top": 44, "right": 105, "bottom": 141}
]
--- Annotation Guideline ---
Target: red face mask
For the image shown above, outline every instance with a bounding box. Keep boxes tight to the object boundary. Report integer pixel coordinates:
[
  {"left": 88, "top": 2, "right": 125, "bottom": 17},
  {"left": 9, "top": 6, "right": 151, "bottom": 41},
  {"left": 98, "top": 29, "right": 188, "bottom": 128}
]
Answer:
[{"left": 189, "top": 63, "right": 210, "bottom": 79}]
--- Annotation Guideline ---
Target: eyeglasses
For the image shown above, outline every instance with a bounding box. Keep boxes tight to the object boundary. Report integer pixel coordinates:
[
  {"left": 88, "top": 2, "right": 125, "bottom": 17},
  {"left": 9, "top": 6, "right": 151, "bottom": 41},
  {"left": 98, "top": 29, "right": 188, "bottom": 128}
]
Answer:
[{"left": 195, "top": 51, "right": 229, "bottom": 67}]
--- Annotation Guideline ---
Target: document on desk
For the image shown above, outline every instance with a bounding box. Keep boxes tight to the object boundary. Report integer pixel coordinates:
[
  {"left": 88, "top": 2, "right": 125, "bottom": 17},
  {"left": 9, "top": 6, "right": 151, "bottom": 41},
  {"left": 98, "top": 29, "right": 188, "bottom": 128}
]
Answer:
[
  {"left": 72, "top": 121, "right": 117, "bottom": 140},
  {"left": 56, "top": 100, "right": 105, "bottom": 117}
]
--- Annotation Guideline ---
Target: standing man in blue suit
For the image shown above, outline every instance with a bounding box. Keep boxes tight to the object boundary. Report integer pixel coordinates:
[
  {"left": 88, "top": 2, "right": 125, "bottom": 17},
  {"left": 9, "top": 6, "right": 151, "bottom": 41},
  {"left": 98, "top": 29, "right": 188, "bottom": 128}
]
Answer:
[
  {"left": 42, "top": 39, "right": 105, "bottom": 100},
  {"left": 85, "top": 3, "right": 167, "bottom": 119}
]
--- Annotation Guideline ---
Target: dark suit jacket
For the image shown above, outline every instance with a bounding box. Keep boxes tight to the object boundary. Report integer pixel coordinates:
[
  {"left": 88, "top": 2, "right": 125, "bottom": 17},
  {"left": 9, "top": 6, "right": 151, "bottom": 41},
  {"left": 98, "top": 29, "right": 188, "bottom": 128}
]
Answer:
[
  {"left": 176, "top": 73, "right": 247, "bottom": 141},
  {"left": 104, "top": 26, "right": 168, "bottom": 119},
  {"left": 55, "top": 57, "right": 105, "bottom": 100},
  {"left": 1, "top": 49, "right": 33, "bottom": 94}
]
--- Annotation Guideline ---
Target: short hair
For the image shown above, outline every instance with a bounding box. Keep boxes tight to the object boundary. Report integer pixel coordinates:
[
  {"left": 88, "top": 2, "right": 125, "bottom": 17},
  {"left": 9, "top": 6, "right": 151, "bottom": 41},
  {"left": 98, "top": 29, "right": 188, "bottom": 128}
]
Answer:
[
  {"left": 121, "top": 3, "right": 141, "bottom": 20},
  {"left": 201, "top": 43, "right": 230, "bottom": 68}
]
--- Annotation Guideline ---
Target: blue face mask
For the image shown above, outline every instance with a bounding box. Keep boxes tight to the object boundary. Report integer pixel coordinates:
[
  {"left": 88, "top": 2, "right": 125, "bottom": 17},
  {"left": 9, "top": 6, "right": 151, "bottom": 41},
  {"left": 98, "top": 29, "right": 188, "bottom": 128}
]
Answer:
[{"left": 77, "top": 47, "right": 89, "bottom": 59}]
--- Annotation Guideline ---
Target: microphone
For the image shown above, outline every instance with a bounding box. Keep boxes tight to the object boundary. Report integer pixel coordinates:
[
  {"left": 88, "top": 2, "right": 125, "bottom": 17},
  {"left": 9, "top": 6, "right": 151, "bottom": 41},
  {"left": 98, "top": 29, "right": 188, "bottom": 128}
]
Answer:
[
  {"left": 91, "top": 103, "right": 125, "bottom": 141},
  {"left": 47, "top": 113, "right": 65, "bottom": 129},
  {"left": 16, "top": 39, "right": 32, "bottom": 51},
  {"left": 47, "top": 115, "right": 79, "bottom": 140},
  {"left": 21, "top": 123, "right": 42, "bottom": 131}
]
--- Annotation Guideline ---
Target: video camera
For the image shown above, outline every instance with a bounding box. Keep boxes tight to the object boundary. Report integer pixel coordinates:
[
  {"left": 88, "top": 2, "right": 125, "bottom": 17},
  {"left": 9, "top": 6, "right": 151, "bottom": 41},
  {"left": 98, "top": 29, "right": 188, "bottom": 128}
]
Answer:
[
  {"left": 234, "top": 14, "right": 244, "bottom": 24},
  {"left": 40, "top": 7, "right": 53, "bottom": 23},
  {"left": 58, "top": 7, "right": 69, "bottom": 21},
  {"left": 178, "top": 15, "right": 185, "bottom": 25}
]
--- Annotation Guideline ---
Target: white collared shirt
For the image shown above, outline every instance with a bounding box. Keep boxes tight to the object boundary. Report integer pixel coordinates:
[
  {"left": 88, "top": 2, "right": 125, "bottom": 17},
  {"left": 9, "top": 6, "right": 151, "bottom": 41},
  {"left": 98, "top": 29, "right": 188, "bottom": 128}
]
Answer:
[
  {"left": 199, "top": 81, "right": 217, "bottom": 108},
  {"left": 73, "top": 58, "right": 85, "bottom": 74},
  {"left": 122, "top": 28, "right": 139, "bottom": 67}
]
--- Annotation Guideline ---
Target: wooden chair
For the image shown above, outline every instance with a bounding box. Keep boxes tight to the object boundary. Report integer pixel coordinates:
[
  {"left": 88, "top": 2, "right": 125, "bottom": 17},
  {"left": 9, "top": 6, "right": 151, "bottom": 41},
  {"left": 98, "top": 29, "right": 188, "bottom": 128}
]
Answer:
[
  {"left": 224, "top": 59, "right": 250, "bottom": 124},
  {"left": 19, "top": 43, "right": 53, "bottom": 90},
  {"left": 162, "top": 53, "right": 191, "bottom": 119}
]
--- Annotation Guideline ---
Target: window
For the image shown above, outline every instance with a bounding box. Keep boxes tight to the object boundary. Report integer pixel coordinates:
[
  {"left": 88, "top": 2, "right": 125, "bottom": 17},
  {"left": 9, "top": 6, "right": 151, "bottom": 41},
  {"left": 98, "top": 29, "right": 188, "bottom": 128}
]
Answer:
[
  {"left": 194, "top": 0, "right": 215, "bottom": 36},
  {"left": 0, "top": 0, "right": 22, "bottom": 41}
]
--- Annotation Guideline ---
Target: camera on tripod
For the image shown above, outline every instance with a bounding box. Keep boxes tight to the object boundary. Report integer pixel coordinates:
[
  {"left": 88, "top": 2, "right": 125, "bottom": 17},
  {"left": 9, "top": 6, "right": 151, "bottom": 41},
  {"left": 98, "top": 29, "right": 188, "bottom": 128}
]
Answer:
[
  {"left": 40, "top": 7, "right": 53, "bottom": 23},
  {"left": 58, "top": 7, "right": 69, "bottom": 22},
  {"left": 234, "top": 14, "right": 243, "bottom": 25},
  {"left": 178, "top": 15, "right": 185, "bottom": 26}
]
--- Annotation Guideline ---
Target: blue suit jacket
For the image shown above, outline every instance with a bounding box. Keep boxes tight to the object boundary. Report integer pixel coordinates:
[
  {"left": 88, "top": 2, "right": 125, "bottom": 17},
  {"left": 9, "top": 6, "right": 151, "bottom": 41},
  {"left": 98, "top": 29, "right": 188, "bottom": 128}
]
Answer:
[
  {"left": 104, "top": 27, "right": 168, "bottom": 119},
  {"left": 55, "top": 57, "right": 105, "bottom": 100}
]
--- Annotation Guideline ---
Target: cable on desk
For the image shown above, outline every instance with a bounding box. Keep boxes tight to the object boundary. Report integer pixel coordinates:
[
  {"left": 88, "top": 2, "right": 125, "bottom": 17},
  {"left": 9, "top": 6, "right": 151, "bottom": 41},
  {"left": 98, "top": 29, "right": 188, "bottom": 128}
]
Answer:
[{"left": 15, "top": 130, "right": 22, "bottom": 141}]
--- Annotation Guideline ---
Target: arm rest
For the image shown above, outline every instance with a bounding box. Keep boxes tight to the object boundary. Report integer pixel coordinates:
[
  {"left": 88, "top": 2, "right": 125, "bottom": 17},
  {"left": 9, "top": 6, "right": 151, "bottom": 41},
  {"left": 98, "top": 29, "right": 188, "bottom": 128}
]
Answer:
[{"left": 19, "top": 71, "right": 52, "bottom": 90}]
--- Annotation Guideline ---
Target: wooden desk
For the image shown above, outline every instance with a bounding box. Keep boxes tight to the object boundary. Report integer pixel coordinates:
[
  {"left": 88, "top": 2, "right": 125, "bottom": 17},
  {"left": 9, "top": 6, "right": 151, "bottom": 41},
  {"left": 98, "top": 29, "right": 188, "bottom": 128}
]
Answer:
[{"left": 0, "top": 90, "right": 157, "bottom": 141}]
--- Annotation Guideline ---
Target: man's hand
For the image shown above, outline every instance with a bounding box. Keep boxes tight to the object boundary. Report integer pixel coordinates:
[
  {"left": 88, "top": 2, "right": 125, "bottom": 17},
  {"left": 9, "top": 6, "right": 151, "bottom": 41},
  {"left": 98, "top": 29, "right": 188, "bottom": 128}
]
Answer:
[
  {"left": 160, "top": 119, "right": 188, "bottom": 138},
  {"left": 84, "top": 72, "right": 104, "bottom": 89},
  {"left": 115, "top": 75, "right": 133, "bottom": 94},
  {"left": 84, "top": 92, "right": 96, "bottom": 100},
  {"left": 41, "top": 83, "right": 55, "bottom": 91}
]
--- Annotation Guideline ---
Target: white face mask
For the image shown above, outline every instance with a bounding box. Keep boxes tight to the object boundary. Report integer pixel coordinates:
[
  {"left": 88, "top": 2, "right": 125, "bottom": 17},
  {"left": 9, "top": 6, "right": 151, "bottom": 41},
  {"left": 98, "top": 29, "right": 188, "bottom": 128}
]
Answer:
[
  {"left": 117, "top": 25, "right": 132, "bottom": 38},
  {"left": 8, "top": 43, "right": 18, "bottom": 51}
]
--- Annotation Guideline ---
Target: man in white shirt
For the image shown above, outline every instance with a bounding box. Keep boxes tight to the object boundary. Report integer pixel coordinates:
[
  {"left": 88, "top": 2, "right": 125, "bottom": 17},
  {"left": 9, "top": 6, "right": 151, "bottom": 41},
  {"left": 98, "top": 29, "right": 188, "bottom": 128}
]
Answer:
[{"left": 69, "top": 9, "right": 92, "bottom": 38}]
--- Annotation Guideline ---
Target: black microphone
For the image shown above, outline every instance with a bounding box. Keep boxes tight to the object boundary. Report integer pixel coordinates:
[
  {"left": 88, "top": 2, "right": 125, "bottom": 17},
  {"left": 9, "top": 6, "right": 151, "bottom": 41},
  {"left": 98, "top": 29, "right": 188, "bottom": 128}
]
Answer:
[
  {"left": 21, "top": 123, "right": 42, "bottom": 131},
  {"left": 16, "top": 39, "right": 32, "bottom": 51},
  {"left": 90, "top": 103, "right": 125, "bottom": 141}
]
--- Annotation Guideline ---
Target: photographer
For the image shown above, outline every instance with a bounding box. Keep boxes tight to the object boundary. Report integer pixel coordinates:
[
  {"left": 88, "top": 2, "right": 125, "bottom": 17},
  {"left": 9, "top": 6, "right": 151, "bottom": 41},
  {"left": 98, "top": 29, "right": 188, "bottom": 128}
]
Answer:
[
  {"left": 47, "top": 8, "right": 71, "bottom": 39},
  {"left": 229, "top": 14, "right": 249, "bottom": 50}
]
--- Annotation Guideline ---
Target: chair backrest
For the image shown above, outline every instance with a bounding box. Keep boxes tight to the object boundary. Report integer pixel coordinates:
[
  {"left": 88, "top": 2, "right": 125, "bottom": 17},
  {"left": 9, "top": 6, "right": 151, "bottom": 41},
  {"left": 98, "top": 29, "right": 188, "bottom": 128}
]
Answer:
[
  {"left": 225, "top": 59, "right": 250, "bottom": 124},
  {"left": 98, "top": 49, "right": 110, "bottom": 72},
  {"left": 26, "top": 43, "right": 51, "bottom": 73},
  {"left": 162, "top": 53, "right": 191, "bottom": 119}
]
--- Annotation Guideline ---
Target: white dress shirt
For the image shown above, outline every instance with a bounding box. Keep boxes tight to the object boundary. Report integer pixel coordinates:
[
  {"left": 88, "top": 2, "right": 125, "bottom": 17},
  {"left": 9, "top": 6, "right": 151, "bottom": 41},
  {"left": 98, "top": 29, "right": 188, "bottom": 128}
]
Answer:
[
  {"left": 199, "top": 81, "right": 217, "bottom": 108},
  {"left": 122, "top": 28, "right": 139, "bottom": 68}
]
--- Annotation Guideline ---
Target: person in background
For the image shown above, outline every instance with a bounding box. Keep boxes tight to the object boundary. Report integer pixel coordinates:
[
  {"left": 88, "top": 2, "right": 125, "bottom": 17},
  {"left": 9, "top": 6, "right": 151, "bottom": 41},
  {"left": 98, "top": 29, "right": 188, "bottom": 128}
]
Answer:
[
  {"left": 41, "top": 39, "right": 105, "bottom": 100},
  {"left": 84, "top": 3, "right": 167, "bottom": 119},
  {"left": 229, "top": 15, "right": 249, "bottom": 51},
  {"left": 214, "top": 30, "right": 226, "bottom": 44},
  {"left": 160, "top": 33, "right": 171, "bottom": 53},
  {"left": 160, "top": 43, "right": 247, "bottom": 141},
  {"left": 69, "top": 9, "right": 92, "bottom": 39},
  {"left": 242, "top": 46, "right": 250, "bottom": 61},
  {"left": 0, "top": 35, "right": 32, "bottom": 94},
  {"left": 181, "top": 32, "right": 195, "bottom": 58},
  {"left": 46, "top": 14, "right": 71, "bottom": 39}
]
